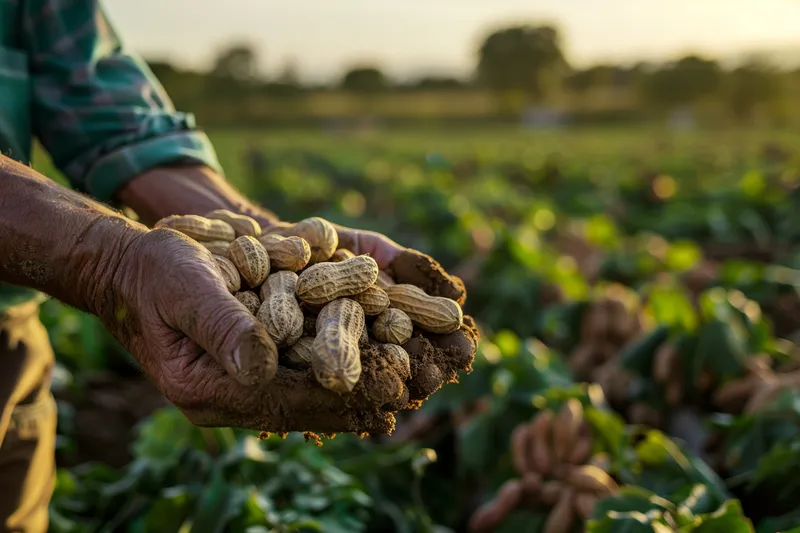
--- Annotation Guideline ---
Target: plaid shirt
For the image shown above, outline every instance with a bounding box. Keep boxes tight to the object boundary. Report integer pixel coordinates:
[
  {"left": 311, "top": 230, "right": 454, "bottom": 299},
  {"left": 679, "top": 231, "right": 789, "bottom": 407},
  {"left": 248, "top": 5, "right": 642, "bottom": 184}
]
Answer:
[{"left": 0, "top": 0, "right": 222, "bottom": 203}]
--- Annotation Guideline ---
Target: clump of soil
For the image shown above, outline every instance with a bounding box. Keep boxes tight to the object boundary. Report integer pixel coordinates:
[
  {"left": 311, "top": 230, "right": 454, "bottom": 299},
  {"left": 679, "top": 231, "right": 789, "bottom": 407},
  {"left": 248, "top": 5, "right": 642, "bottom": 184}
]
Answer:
[{"left": 255, "top": 250, "right": 479, "bottom": 440}]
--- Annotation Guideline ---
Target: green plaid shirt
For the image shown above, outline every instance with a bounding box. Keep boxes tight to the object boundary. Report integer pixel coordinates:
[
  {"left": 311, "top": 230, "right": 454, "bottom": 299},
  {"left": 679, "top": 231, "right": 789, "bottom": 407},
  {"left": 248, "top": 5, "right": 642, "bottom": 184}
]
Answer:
[{"left": 0, "top": 0, "right": 223, "bottom": 310}]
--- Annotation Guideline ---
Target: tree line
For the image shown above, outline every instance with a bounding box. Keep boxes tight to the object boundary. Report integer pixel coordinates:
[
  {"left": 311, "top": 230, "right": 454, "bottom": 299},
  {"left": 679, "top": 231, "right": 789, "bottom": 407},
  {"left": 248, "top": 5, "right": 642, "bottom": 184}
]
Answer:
[{"left": 147, "top": 24, "right": 799, "bottom": 126}]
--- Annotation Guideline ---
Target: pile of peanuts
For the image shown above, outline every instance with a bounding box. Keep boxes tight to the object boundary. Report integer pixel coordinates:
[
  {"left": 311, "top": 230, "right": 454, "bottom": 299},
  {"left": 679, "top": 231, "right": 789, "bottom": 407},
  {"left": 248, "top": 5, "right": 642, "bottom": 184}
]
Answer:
[
  {"left": 154, "top": 211, "right": 464, "bottom": 394},
  {"left": 469, "top": 399, "right": 619, "bottom": 533}
]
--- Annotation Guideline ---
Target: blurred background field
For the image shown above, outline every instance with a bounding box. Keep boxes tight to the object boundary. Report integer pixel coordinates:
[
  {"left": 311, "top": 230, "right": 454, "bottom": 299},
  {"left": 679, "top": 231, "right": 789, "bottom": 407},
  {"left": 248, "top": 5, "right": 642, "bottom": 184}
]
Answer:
[{"left": 31, "top": 2, "right": 800, "bottom": 532}]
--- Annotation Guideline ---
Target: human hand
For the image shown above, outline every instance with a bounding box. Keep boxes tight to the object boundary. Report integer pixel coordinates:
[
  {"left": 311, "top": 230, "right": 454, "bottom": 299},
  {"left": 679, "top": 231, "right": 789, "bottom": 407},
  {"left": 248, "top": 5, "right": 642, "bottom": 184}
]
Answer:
[{"left": 101, "top": 227, "right": 409, "bottom": 433}]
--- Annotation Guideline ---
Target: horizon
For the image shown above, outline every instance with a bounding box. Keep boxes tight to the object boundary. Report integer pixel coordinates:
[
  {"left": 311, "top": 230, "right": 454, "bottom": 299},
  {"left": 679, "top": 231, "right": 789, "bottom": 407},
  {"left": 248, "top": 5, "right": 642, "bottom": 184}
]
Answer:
[{"left": 104, "top": 0, "right": 800, "bottom": 82}]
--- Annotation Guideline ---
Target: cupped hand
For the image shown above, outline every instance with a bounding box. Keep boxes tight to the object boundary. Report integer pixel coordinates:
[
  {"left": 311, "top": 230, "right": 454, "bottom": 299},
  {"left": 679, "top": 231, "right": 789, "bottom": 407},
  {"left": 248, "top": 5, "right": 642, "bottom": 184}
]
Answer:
[{"left": 103, "top": 227, "right": 404, "bottom": 433}]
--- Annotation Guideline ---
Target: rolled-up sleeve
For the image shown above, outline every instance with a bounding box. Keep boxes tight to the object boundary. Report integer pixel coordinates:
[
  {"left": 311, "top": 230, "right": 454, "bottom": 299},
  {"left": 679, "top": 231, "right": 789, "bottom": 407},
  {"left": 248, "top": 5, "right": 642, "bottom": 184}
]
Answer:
[{"left": 20, "top": 0, "right": 223, "bottom": 202}]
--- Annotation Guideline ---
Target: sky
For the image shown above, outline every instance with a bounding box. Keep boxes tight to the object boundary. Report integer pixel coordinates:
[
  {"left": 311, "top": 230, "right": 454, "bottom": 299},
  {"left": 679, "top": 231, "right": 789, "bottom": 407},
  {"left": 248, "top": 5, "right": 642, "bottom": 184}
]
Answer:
[{"left": 104, "top": 0, "right": 800, "bottom": 82}]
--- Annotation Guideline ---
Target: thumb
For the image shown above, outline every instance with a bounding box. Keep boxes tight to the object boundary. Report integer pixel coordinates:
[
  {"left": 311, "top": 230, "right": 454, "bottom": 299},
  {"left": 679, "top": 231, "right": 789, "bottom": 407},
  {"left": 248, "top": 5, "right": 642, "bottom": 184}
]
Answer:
[{"left": 174, "top": 272, "right": 279, "bottom": 387}]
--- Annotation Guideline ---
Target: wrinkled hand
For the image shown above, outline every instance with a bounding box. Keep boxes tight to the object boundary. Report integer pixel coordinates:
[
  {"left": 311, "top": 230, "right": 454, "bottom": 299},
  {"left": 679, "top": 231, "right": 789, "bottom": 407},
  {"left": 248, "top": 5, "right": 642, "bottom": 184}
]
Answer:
[{"left": 102, "top": 227, "right": 407, "bottom": 433}]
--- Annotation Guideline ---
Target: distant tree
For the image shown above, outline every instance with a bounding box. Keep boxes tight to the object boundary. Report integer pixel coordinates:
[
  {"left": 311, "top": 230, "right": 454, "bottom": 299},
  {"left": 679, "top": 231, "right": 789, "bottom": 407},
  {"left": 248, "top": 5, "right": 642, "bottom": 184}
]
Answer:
[
  {"left": 413, "top": 76, "right": 466, "bottom": 90},
  {"left": 276, "top": 59, "right": 300, "bottom": 86},
  {"left": 639, "top": 55, "right": 721, "bottom": 110},
  {"left": 727, "top": 58, "right": 785, "bottom": 121},
  {"left": 212, "top": 43, "right": 260, "bottom": 83},
  {"left": 341, "top": 66, "right": 387, "bottom": 93},
  {"left": 476, "top": 24, "right": 567, "bottom": 102},
  {"left": 565, "top": 65, "right": 616, "bottom": 95}
]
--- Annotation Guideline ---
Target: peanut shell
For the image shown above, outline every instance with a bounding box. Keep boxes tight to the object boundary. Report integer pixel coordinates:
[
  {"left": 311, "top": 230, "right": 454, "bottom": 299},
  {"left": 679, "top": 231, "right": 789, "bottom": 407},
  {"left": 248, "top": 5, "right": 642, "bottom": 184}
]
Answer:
[
  {"left": 312, "top": 299, "right": 365, "bottom": 393},
  {"left": 258, "top": 234, "right": 311, "bottom": 272},
  {"left": 372, "top": 308, "right": 413, "bottom": 346},
  {"left": 384, "top": 284, "right": 463, "bottom": 334},
  {"left": 351, "top": 285, "right": 390, "bottom": 316},
  {"left": 227, "top": 235, "right": 270, "bottom": 288},
  {"left": 204, "top": 209, "right": 262, "bottom": 237},
  {"left": 296, "top": 255, "right": 379, "bottom": 305},
  {"left": 234, "top": 291, "right": 261, "bottom": 315},
  {"left": 213, "top": 255, "right": 241, "bottom": 293}
]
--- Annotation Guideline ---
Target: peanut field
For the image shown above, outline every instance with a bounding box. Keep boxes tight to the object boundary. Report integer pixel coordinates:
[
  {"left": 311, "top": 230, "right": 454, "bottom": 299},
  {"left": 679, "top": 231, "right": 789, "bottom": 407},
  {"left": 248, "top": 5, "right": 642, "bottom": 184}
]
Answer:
[{"left": 40, "top": 126, "right": 800, "bottom": 532}]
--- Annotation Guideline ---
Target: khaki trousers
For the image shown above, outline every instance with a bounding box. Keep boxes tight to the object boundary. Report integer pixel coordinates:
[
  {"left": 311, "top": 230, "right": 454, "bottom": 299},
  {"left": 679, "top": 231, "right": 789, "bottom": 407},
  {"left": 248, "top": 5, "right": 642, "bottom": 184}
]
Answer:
[{"left": 0, "top": 301, "right": 56, "bottom": 533}]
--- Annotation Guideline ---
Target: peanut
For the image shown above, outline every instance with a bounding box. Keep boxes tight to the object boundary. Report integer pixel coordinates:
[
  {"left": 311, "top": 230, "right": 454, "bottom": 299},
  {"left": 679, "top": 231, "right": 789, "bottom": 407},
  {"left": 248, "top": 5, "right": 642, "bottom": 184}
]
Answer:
[
  {"left": 543, "top": 489, "right": 575, "bottom": 533},
  {"left": 257, "top": 271, "right": 304, "bottom": 347},
  {"left": 312, "top": 298, "right": 365, "bottom": 393},
  {"left": 330, "top": 248, "right": 356, "bottom": 262},
  {"left": 540, "top": 480, "right": 564, "bottom": 506},
  {"left": 382, "top": 343, "right": 411, "bottom": 380},
  {"left": 200, "top": 240, "right": 231, "bottom": 256},
  {"left": 227, "top": 236, "right": 270, "bottom": 287},
  {"left": 566, "top": 465, "right": 618, "bottom": 496},
  {"left": 272, "top": 217, "right": 338, "bottom": 264},
  {"left": 521, "top": 471, "right": 542, "bottom": 496},
  {"left": 258, "top": 234, "right": 311, "bottom": 272},
  {"left": 468, "top": 479, "right": 523, "bottom": 533},
  {"left": 351, "top": 285, "right": 390, "bottom": 316},
  {"left": 213, "top": 255, "right": 241, "bottom": 293},
  {"left": 372, "top": 308, "right": 413, "bottom": 345},
  {"left": 204, "top": 209, "right": 262, "bottom": 237},
  {"left": 234, "top": 291, "right": 261, "bottom": 315},
  {"left": 384, "top": 284, "right": 463, "bottom": 334},
  {"left": 359, "top": 324, "right": 369, "bottom": 346},
  {"left": 511, "top": 423, "right": 533, "bottom": 475},
  {"left": 553, "top": 399, "right": 583, "bottom": 461},
  {"left": 568, "top": 424, "right": 592, "bottom": 465},
  {"left": 376, "top": 270, "right": 395, "bottom": 289},
  {"left": 574, "top": 492, "right": 597, "bottom": 520},
  {"left": 284, "top": 337, "right": 314, "bottom": 368},
  {"left": 155, "top": 214, "right": 235, "bottom": 242},
  {"left": 296, "top": 255, "right": 379, "bottom": 305},
  {"left": 529, "top": 411, "right": 554, "bottom": 476}
]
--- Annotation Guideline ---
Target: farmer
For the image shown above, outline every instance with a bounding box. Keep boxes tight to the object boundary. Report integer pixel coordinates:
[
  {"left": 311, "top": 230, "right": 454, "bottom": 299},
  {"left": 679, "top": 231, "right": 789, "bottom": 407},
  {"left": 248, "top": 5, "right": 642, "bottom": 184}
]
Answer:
[{"left": 0, "top": 2, "right": 475, "bottom": 531}]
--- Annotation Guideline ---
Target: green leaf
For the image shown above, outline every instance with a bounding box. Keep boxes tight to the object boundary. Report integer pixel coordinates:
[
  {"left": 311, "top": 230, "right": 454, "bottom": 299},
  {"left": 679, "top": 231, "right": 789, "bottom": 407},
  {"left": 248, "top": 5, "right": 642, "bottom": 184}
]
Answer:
[
  {"left": 189, "top": 471, "right": 237, "bottom": 533},
  {"left": 693, "top": 500, "right": 753, "bottom": 532},
  {"left": 592, "top": 486, "right": 674, "bottom": 518},
  {"left": 619, "top": 326, "right": 670, "bottom": 376},
  {"left": 587, "top": 510, "right": 671, "bottom": 533}
]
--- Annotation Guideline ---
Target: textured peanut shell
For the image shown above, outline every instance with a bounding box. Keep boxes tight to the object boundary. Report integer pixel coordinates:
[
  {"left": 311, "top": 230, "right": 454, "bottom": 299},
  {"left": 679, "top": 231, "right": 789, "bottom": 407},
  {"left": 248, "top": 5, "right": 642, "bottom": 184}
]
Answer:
[
  {"left": 234, "top": 291, "right": 261, "bottom": 315},
  {"left": 257, "top": 272, "right": 303, "bottom": 347},
  {"left": 273, "top": 217, "right": 338, "bottom": 264},
  {"left": 375, "top": 270, "right": 396, "bottom": 289},
  {"left": 201, "top": 240, "right": 231, "bottom": 256},
  {"left": 330, "top": 248, "right": 356, "bottom": 262},
  {"left": 258, "top": 234, "right": 311, "bottom": 272},
  {"left": 155, "top": 214, "right": 236, "bottom": 242},
  {"left": 384, "top": 284, "right": 463, "bottom": 334},
  {"left": 382, "top": 343, "right": 411, "bottom": 380},
  {"left": 296, "top": 255, "right": 379, "bottom": 305},
  {"left": 204, "top": 209, "right": 262, "bottom": 237},
  {"left": 351, "top": 285, "right": 390, "bottom": 316},
  {"left": 213, "top": 255, "right": 241, "bottom": 293},
  {"left": 284, "top": 337, "right": 314, "bottom": 368},
  {"left": 359, "top": 324, "right": 369, "bottom": 346},
  {"left": 227, "top": 236, "right": 270, "bottom": 288},
  {"left": 372, "top": 308, "right": 413, "bottom": 345},
  {"left": 312, "top": 299, "right": 365, "bottom": 393},
  {"left": 543, "top": 488, "right": 575, "bottom": 533}
]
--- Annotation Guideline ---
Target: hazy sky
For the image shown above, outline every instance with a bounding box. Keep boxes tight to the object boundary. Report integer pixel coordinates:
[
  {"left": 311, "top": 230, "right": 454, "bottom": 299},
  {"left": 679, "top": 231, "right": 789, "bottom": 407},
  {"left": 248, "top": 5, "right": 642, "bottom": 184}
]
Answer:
[{"left": 104, "top": 0, "right": 800, "bottom": 82}]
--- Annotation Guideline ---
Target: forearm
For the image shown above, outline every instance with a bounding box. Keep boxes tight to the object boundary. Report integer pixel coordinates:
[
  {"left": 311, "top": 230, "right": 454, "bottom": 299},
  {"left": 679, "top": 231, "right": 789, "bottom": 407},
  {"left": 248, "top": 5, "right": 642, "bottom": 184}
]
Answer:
[
  {"left": 117, "top": 165, "right": 279, "bottom": 228},
  {"left": 0, "top": 156, "right": 145, "bottom": 317}
]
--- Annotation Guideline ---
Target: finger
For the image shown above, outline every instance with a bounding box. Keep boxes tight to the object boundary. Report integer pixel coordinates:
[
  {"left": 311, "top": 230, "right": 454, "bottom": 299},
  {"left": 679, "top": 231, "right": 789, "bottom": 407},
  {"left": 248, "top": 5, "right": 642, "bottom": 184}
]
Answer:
[
  {"left": 176, "top": 357, "right": 397, "bottom": 434},
  {"left": 166, "top": 254, "right": 279, "bottom": 388},
  {"left": 388, "top": 249, "right": 466, "bottom": 305}
]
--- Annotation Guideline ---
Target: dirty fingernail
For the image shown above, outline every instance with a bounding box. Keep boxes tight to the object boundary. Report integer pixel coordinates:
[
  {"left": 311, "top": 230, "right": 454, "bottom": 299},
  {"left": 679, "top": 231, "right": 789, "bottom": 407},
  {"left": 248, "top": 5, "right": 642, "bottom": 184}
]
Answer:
[{"left": 234, "top": 328, "right": 279, "bottom": 387}]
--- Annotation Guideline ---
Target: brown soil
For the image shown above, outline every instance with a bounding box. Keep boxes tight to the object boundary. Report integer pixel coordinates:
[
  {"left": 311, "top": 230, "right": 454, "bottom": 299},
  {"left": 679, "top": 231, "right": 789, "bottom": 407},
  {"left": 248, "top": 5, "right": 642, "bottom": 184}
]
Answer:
[{"left": 388, "top": 249, "right": 467, "bottom": 305}]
